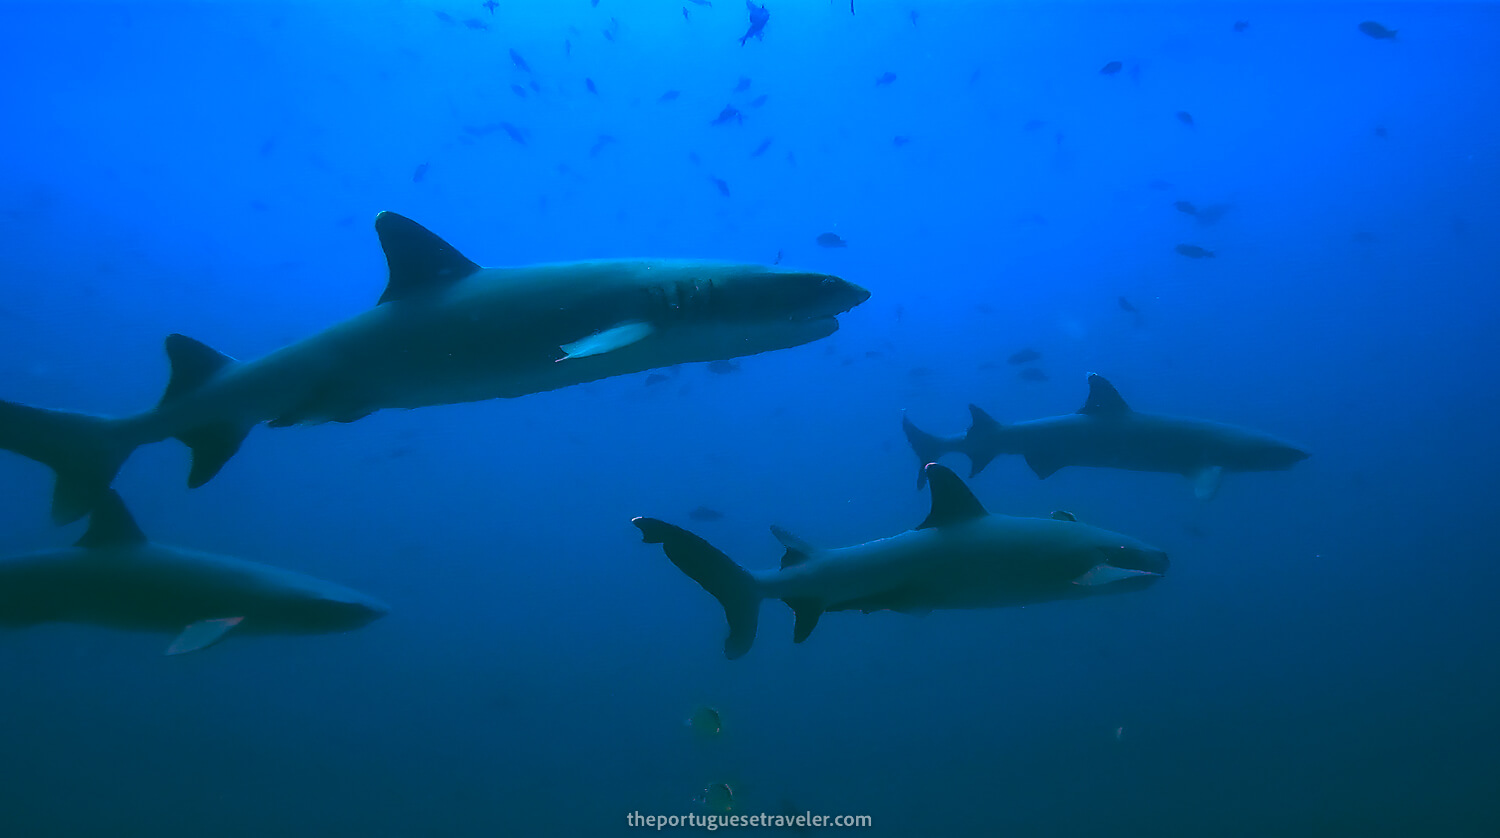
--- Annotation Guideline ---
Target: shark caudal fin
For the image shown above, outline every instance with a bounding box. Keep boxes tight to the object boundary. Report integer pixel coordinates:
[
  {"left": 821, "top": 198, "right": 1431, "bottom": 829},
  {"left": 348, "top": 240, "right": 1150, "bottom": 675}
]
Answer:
[
  {"left": 633, "top": 517, "right": 763, "bottom": 659},
  {"left": 902, "top": 413, "right": 958, "bottom": 489},
  {"left": 903, "top": 407, "right": 1005, "bottom": 488},
  {"left": 0, "top": 400, "right": 137, "bottom": 524}
]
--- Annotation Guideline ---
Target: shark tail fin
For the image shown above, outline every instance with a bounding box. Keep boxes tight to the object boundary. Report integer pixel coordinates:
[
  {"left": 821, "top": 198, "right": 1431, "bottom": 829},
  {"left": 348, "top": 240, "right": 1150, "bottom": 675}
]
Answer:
[
  {"left": 633, "top": 517, "right": 762, "bottom": 659},
  {"left": 902, "top": 412, "right": 960, "bottom": 489},
  {"left": 0, "top": 399, "right": 138, "bottom": 524},
  {"left": 159, "top": 335, "right": 251, "bottom": 488}
]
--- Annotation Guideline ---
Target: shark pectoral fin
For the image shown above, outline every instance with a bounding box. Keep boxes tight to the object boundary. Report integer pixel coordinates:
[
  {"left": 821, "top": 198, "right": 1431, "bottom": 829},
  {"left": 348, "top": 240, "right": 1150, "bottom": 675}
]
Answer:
[
  {"left": 784, "top": 598, "right": 823, "bottom": 644},
  {"left": 1190, "top": 466, "right": 1224, "bottom": 500},
  {"left": 1072, "top": 565, "right": 1158, "bottom": 587},
  {"left": 1023, "top": 453, "right": 1063, "bottom": 479},
  {"left": 165, "top": 617, "right": 245, "bottom": 656},
  {"left": 557, "top": 321, "right": 655, "bottom": 361}
]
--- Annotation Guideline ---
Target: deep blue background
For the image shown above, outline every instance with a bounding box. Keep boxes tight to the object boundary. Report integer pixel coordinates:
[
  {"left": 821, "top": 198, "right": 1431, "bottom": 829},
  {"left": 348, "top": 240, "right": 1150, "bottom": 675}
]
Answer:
[{"left": 1, "top": 2, "right": 1496, "bottom": 835}]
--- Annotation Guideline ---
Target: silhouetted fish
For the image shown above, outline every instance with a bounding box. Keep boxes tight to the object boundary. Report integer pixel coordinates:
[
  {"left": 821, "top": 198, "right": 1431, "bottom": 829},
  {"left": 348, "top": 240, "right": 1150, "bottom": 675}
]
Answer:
[
  {"left": 499, "top": 123, "right": 527, "bottom": 145},
  {"left": 773, "top": 249, "right": 783, "bottom": 265},
  {"left": 1174, "top": 200, "right": 1198, "bottom": 216},
  {"left": 660, "top": 90, "right": 680, "bottom": 102},
  {"left": 893, "top": 136, "right": 910, "bottom": 146},
  {"left": 748, "top": 94, "right": 768, "bottom": 108},
  {"left": 711, "top": 105, "right": 743, "bottom": 126},
  {"left": 734, "top": 76, "right": 752, "bottom": 92},
  {"left": 1358, "top": 21, "right": 1397, "bottom": 39},
  {"left": 817, "top": 232, "right": 847, "bottom": 248},
  {"left": 412, "top": 163, "right": 429, "bottom": 183},
  {"left": 1176, "top": 111, "right": 1195, "bottom": 127},
  {"left": 463, "top": 18, "right": 487, "bottom": 31},
  {"left": 510, "top": 83, "right": 527, "bottom": 98},
  {"left": 1118, "top": 296, "right": 1139, "bottom": 314},
  {"left": 1233, "top": 20, "right": 1249, "bottom": 32},
  {"left": 1373, "top": 124, "right": 1387, "bottom": 138},
  {"left": 710, "top": 176, "right": 731, "bottom": 197},
  {"left": 484, "top": 0, "right": 498, "bottom": 13},
  {"left": 750, "top": 137, "right": 773, "bottom": 157},
  {"left": 1008, "top": 348, "right": 1041, "bottom": 365},
  {"left": 645, "top": 373, "right": 672, "bottom": 387},
  {"left": 740, "top": 2, "right": 769, "bottom": 46},
  {"left": 875, "top": 71, "right": 897, "bottom": 86},
  {"left": 434, "top": 11, "right": 454, "bottom": 23},
  {"left": 1018, "top": 367, "right": 1049, "bottom": 382},
  {"left": 585, "top": 77, "right": 598, "bottom": 94},
  {"left": 509, "top": 48, "right": 531, "bottom": 73},
  {"left": 1100, "top": 60, "right": 1123, "bottom": 75},
  {"left": 1175, "top": 244, "right": 1214, "bottom": 258}
]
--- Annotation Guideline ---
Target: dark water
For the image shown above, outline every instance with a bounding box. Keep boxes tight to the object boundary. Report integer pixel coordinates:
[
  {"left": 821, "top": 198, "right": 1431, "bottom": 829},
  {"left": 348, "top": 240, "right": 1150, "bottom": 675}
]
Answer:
[{"left": 1, "top": 2, "right": 1496, "bottom": 835}]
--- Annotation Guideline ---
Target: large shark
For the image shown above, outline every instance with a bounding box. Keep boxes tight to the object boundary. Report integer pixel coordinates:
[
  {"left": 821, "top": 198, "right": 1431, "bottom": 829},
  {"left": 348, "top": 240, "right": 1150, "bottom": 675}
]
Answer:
[
  {"left": 0, "top": 490, "right": 387, "bottom": 655},
  {"left": 633, "top": 463, "right": 1167, "bottom": 659},
  {"left": 903, "top": 373, "right": 1309, "bottom": 499},
  {"left": 0, "top": 212, "right": 870, "bottom": 523}
]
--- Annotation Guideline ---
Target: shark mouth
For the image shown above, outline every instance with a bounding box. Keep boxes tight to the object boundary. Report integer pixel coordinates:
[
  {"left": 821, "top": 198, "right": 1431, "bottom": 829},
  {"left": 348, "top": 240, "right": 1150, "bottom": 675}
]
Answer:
[{"left": 1074, "top": 548, "right": 1170, "bottom": 587}]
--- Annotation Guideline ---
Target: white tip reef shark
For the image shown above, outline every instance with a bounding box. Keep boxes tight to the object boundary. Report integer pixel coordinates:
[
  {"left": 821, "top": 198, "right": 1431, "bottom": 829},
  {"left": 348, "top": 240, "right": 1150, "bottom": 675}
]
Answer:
[
  {"left": 633, "top": 463, "right": 1168, "bottom": 659},
  {"left": 903, "top": 373, "right": 1309, "bottom": 499},
  {"left": 0, "top": 212, "right": 870, "bottom": 523},
  {"left": 0, "top": 490, "right": 387, "bottom": 655}
]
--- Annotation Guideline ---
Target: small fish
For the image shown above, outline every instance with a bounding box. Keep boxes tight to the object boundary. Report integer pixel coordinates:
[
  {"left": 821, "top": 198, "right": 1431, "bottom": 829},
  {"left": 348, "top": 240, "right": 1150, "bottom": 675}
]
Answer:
[
  {"left": 1117, "top": 296, "right": 1138, "bottom": 314},
  {"left": 462, "top": 18, "right": 488, "bottom": 30},
  {"left": 499, "top": 122, "right": 527, "bottom": 145},
  {"left": 1173, "top": 200, "right": 1198, "bottom": 216},
  {"left": 1007, "top": 348, "right": 1041, "bottom": 365},
  {"left": 589, "top": 135, "right": 616, "bottom": 157},
  {"left": 564, "top": 38, "right": 572, "bottom": 56},
  {"left": 749, "top": 137, "right": 773, "bottom": 157},
  {"left": 434, "top": 11, "right": 454, "bottom": 23},
  {"left": 748, "top": 94, "right": 768, "bottom": 108},
  {"left": 1100, "top": 60, "right": 1123, "bottom": 75},
  {"left": 1175, "top": 111, "right": 1194, "bottom": 127},
  {"left": 510, "top": 83, "right": 527, "bottom": 98},
  {"left": 734, "top": 76, "right": 752, "bottom": 92},
  {"left": 1233, "top": 20, "right": 1249, "bottom": 32},
  {"left": 709, "top": 176, "right": 731, "bottom": 197},
  {"left": 585, "top": 77, "right": 598, "bottom": 94},
  {"left": 707, "top": 360, "right": 741, "bottom": 375},
  {"left": 892, "top": 136, "right": 910, "bottom": 147},
  {"left": 659, "top": 90, "right": 680, "bottom": 102},
  {"left": 683, "top": 7, "right": 691, "bottom": 21},
  {"left": 699, "top": 783, "right": 734, "bottom": 813},
  {"left": 688, "top": 507, "right": 726, "bottom": 523},
  {"left": 412, "top": 163, "right": 429, "bottom": 183},
  {"left": 509, "top": 49, "right": 531, "bottom": 73},
  {"left": 739, "top": 1, "right": 769, "bottom": 46},
  {"left": 875, "top": 71, "right": 897, "bottom": 86},
  {"left": 1358, "top": 21, "right": 1397, "bottom": 40},
  {"left": 644, "top": 373, "right": 672, "bottom": 387},
  {"left": 1022, "top": 118, "right": 1046, "bottom": 132},
  {"left": 1175, "top": 243, "right": 1214, "bottom": 259},
  {"left": 1018, "top": 367, "right": 1049, "bottom": 382},
  {"left": 484, "top": 0, "right": 498, "bottom": 14},
  {"left": 1195, "top": 203, "right": 1230, "bottom": 225},
  {"left": 1114, "top": 726, "right": 1125, "bottom": 742},
  {"left": 773, "top": 249, "right": 783, "bottom": 265},
  {"left": 1373, "top": 124, "right": 1387, "bottom": 138},
  {"left": 816, "top": 232, "right": 847, "bottom": 248},
  {"left": 909, "top": 10, "right": 918, "bottom": 25},
  {"left": 710, "top": 105, "right": 743, "bottom": 126}
]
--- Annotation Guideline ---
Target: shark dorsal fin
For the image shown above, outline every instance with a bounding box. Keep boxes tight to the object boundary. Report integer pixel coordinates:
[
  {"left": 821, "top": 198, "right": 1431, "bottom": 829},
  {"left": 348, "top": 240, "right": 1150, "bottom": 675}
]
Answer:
[
  {"left": 75, "top": 490, "right": 148, "bottom": 549},
  {"left": 1050, "top": 510, "right": 1077, "bottom": 522},
  {"left": 159, "top": 334, "right": 236, "bottom": 407},
  {"left": 967, "top": 404, "right": 1002, "bottom": 435},
  {"left": 1079, "top": 373, "right": 1131, "bottom": 416},
  {"left": 917, "top": 464, "right": 988, "bottom": 529},
  {"left": 374, "top": 212, "right": 482, "bottom": 305},
  {"left": 770, "top": 525, "right": 816, "bottom": 569}
]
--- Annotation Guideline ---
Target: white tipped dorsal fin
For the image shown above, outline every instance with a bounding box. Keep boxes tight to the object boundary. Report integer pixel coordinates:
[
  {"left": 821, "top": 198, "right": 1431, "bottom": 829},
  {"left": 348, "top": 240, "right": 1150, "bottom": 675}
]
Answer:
[
  {"left": 557, "top": 321, "right": 655, "bottom": 361},
  {"left": 165, "top": 617, "right": 244, "bottom": 655},
  {"left": 917, "top": 464, "right": 988, "bottom": 530},
  {"left": 1078, "top": 373, "right": 1131, "bottom": 416},
  {"left": 1072, "top": 565, "right": 1159, "bottom": 587},
  {"left": 74, "top": 490, "right": 148, "bottom": 550},
  {"left": 770, "top": 525, "right": 816, "bottom": 569}
]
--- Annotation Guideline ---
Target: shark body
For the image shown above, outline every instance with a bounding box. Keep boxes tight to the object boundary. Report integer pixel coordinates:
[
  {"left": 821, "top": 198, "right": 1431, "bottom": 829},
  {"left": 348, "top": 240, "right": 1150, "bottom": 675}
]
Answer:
[
  {"left": 634, "top": 463, "right": 1168, "bottom": 659},
  {"left": 0, "top": 212, "right": 869, "bottom": 522},
  {"left": 903, "top": 374, "right": 1308, "bottom": 499},
  {"left": 0, "top": 491, "right": 387, "bottom": 654}
]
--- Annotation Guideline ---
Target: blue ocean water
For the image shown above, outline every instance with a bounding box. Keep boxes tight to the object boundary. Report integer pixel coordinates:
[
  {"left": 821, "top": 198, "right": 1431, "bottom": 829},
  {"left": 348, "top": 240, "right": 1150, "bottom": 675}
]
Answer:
[{"left": 1, "top": 1, "right": 1496, "bottom": 835}]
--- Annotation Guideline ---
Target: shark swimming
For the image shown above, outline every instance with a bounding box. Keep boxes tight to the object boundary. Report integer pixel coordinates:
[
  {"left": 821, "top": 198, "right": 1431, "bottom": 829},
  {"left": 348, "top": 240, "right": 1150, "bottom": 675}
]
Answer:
[
  {"left": 633, "top": 463, "right": 1167, "bottom": 659},
  {"left": 0, "top": 211, "right": 870, "bottom": 523},
  {"left": 0, "top": 490, "right": 387, "bottom": 655},
  {"left": 903, "top": 373, "right": 1309, "bottom": 499}
]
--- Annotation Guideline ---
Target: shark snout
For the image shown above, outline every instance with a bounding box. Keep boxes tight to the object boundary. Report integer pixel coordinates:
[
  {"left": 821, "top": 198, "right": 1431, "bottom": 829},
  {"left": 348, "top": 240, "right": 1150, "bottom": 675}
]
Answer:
[{"left": 1113, "top": 546, "right": 1170, "bottom": 577}]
